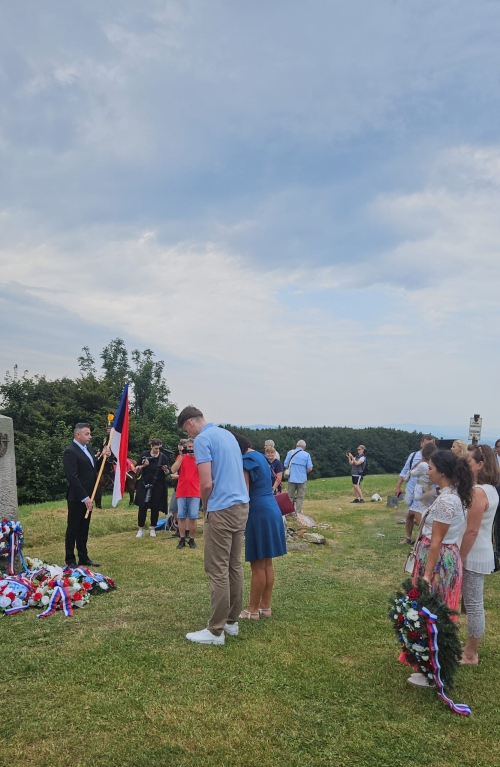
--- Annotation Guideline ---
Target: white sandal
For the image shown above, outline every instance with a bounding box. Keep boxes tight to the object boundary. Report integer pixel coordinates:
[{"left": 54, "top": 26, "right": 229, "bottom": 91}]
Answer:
[{"left": 239, "top": 609, "right": 259, "bottom": 619}]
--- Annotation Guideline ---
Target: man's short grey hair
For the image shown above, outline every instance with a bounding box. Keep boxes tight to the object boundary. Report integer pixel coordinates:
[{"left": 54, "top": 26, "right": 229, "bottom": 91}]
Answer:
[
  {"left": 74, "top": 422, "right": 90, "bottom": 436},
  {"left": 296, "top": 440, "right": 306, "bottom": 448},
  {"left": 264, "top": 439, "right": 275, "bottom": 446}
]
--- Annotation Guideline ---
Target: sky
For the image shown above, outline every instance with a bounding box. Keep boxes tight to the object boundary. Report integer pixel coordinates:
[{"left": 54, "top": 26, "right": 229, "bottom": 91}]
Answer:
[{"left": 1, "top": 1, "right": 499, "bottom": 436}]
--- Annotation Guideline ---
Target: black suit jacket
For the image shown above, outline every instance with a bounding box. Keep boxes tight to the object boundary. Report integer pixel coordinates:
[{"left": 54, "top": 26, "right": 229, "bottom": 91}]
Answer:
[{"left": 63, "top": 442, "right": 98, "bottom": 503}]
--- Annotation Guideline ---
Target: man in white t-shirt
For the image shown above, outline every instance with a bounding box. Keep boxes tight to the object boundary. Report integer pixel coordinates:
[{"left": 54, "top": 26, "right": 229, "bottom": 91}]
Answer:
[{"left": 394, "top": 434, "right": 435, "bottom": 544}]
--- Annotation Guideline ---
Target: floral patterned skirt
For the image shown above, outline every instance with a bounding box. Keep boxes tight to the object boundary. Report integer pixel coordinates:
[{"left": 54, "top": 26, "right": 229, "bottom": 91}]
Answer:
[{"left": 413, "top": 535, "right": 462, "bottom": 618}]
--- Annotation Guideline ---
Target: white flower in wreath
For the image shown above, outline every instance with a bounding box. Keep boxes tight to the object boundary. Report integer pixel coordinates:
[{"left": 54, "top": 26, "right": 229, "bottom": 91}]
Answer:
[
  {"left": 406, "top": 608, "right": 419, "bottom": 621},
  {"left": 41, "top": 595, "right": 50, "bottom": 606},
  {"left": 0, "top": 595, "right": 11, "bottom": 608},
  {"left": 98, "top": 582, "right": 109, "bottom": 590},
  {"left": 412, "top": 643, "right": 427, "bottom": 653},
  {"left": 414, "top": 621, "right": 420, "bottom": 628},
  {"left": 396, "top": 607, "right": 401, "bottom": 613},
  {"left": 12, "top": 598, "right": 23, "bottom": 608}
]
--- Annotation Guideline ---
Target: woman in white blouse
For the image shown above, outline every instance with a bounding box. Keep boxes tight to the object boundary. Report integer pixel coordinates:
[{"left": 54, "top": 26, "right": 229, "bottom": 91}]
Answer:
[
  {"left": 406, "top": 450, "right": 473, "bottom": 687},
  {"left": 460, "top": 445, "right": 500, "bottom": 665},
  {"left": 414, "top": 451, "right": 473, "bottom": 600}
]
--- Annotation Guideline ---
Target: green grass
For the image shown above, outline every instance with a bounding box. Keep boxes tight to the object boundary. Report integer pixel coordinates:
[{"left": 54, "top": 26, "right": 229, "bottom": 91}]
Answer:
[{"left": 2, "top": 475, "right": 500, "bottom": 767}]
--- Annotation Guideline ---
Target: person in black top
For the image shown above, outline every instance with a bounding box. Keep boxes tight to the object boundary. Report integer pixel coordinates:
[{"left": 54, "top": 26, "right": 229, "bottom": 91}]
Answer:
[
  {"left": 63, "top": 422, "right": 110, "bottom": 567},
  {"left": 265, "top": 446, "right": 284, "bottom": 494},
  {"left": 134, "top": 438, "right": 170, "bottom": 538}
]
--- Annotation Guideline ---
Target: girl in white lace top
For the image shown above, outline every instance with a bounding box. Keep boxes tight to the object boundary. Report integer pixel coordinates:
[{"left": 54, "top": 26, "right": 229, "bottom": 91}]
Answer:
[{"left": 460, "top": 445, "right": 500, "bottom": 665}]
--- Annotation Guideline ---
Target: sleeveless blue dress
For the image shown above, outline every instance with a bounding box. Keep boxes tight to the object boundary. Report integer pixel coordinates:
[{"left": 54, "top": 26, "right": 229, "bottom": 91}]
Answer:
[{"left": 243, "top": 451, "right": 287, "bottom": 562}]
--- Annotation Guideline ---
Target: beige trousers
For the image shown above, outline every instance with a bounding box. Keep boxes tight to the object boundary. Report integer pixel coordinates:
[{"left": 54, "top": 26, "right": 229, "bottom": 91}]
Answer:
[
  {"left": 203, "top": 502, "right": 249, "bottom": 636},
  {"left": 288, "top": 482, "right": 307, "bottom": 513}
]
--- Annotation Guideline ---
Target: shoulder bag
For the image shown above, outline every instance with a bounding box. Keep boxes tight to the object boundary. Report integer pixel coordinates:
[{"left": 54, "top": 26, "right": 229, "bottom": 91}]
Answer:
[
  {"left": 283, "top": 449, "right": 301, "bottom": 480},
  {"left": 404, "top": 503, "right": 433, "bottom": 574}
]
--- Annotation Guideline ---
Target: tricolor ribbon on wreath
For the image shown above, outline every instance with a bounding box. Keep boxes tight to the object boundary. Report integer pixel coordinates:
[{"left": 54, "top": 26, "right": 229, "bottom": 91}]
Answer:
[
  {"left": 421, "top": 607, "right": 472, "bottom": 717},
  {"left": 37, "top": 580, "right": 74, "bottom": 619}
]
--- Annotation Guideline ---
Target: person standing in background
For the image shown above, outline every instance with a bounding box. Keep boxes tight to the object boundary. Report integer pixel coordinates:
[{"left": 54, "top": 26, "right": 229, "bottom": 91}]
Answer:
[
  {"left": 284, "top": 440, "right": 313, "bottom": 514},
  {"left": 394, "top": 435, "right": 435, "bottom": 545},
  {"left": 170, "top": 437, "right": 200, "bottom": 549},
  {"left": 347, "top": 445, "right": 367, "bottom": 504},
  {"left": 264, "top": 439, "right": 280, "bottom": 461}
]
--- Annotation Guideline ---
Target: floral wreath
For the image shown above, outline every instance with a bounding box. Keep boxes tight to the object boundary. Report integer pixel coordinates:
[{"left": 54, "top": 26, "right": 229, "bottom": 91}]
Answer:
[
  {"left": 0, "top": 520, "right": 116, "bottom": 619},
  {"left": 390, "top": 578, "right": 471, "bottom": 716},
  {"left": 0, "top": 518, "right": 24, "bottom": 574}
]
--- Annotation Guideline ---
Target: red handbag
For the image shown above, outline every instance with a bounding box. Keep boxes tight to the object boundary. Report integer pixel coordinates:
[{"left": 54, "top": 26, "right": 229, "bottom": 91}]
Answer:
[{"left": 275, "top": 492, "right": 295, "bottom": 516}]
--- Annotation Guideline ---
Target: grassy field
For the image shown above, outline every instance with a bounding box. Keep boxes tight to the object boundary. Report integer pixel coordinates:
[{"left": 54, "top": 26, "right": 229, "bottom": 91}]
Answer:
[{"left": 2, "top": 474, "right": 500, "bottom": 767}]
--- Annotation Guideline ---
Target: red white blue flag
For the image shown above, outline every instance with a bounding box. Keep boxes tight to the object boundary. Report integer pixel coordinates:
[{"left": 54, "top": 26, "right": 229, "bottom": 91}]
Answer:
[{"left": 110, "top": 384, "right": 130, "bottom": 507}]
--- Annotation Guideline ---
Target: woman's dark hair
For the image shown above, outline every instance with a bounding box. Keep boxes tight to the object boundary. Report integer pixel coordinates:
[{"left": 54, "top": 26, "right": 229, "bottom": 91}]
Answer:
[
  {"left": 429, "top": 450, "right": 473, "bottom": 508},
  {"left": 150, "top": 438, "right": 162, "bottom": 447},
  {"left": 421, "top": 442, "right": 438, "bottom": 461},
  {"left": 469, "top": 444, "right": 500, "bottom": 487},
  {"left": 232, "top": 432, "right": 253, "bottom": 454}
]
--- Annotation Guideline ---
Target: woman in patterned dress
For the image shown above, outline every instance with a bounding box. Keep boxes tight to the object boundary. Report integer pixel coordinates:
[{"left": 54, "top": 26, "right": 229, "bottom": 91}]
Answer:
[{"left": 406, "top": 450, "right": 473, "bottom": 687}]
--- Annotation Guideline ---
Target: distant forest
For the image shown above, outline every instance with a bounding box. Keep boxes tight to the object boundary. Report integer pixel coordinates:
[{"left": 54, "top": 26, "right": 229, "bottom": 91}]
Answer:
[
  {"left": 1, "top": 339, "right": 424, "bottom": 504},
  {"left": 223, "top": 425, "right": 424, "bottom": 481}
]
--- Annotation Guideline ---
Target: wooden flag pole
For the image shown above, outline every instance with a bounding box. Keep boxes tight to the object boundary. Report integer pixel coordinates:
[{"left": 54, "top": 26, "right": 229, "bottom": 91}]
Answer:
[{"left": 85, "top": 428, "right": 115, "bottom": 518}]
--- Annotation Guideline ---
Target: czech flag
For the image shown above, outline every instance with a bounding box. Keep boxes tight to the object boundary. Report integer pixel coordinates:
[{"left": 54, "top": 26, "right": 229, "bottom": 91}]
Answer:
[{"left": 110, "top": 384, "right": 130, "bottom": 507}]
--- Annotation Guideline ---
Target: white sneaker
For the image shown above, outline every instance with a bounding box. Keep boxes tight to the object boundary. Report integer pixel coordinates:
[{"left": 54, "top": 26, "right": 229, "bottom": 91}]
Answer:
[
  {"left": 407, "top": 672, "right": 434, "bottom": 688},
  {"left": 149, "top": 529, "right": 156, "bottom": 537},
  {"left": 224, "top": 622, "right": 239, "bottom": 636},
  {"left": 136, "top": 529, "right": 145, "bottom": 538},
  {"left": 185, "top": 628, "right": 225, "bottom": 645}
]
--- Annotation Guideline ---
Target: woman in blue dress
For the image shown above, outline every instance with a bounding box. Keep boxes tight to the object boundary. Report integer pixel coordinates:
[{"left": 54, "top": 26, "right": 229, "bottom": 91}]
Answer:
[{"left": 233, "top": 434, "right": 287, "bottom": 619}]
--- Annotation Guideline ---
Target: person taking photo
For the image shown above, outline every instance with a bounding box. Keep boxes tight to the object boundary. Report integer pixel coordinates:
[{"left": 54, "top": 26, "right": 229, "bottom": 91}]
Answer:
[{"left": 170, "top": 437, "right": 201, "bottom": 549}]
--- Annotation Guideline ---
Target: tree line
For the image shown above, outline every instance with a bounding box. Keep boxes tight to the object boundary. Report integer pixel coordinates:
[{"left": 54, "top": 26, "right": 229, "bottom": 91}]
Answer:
[
  {"left": 222, "top": 425, "right": 423, "bottom": 481},
  {"left": 0, "top": 338, "right": 424, "bottom": 504}
]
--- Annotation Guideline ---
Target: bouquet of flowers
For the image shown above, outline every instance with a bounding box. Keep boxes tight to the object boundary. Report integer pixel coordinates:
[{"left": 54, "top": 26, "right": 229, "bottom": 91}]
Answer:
[
  {"left": 390, "top": 578, "right": 471, "bottom": 715},
  {"left": 0, "top": 519, "right": 24, "bottom": 573}
]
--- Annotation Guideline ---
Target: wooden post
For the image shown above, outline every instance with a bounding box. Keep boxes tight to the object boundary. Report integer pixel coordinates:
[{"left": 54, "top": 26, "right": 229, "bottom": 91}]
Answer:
[{"left": 85, "top": 428, "right": 115, "bottom": 518}]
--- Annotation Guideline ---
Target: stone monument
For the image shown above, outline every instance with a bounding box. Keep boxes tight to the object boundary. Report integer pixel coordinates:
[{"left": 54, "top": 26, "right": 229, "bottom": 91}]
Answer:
[
  {"left": 0, "top": 415, "right": 19, "bottom": 575},
  {"left": 0, "top": 414, "right": 18, "bottom": 522},
  {"left": 0, "top": 415, "right": 19, "bottom": 574}
]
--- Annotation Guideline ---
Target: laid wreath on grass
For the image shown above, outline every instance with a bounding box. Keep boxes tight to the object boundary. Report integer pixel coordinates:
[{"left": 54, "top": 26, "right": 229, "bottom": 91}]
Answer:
[{"left": 390, "top": 577, "right": 471, "bottom": 716}]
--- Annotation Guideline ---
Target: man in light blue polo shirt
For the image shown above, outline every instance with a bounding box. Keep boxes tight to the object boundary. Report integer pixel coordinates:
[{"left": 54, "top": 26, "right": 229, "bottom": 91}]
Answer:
[
  {"left": 284, "top": 440, "right": 313, "bottom": 514},
  {"left": 178, "top": 405, "right": 249, "bottom": 645}
]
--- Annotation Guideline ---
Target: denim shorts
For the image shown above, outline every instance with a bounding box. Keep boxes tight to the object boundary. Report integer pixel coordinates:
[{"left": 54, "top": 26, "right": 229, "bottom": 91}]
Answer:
[{"left": 177, "top": 497, "right": 201, "bottom": 519}]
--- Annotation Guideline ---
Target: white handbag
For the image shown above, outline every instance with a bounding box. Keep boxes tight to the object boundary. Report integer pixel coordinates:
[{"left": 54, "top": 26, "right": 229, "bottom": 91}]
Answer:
[{"left": 403, "top": 505, "right": 432, "bottom": 574}]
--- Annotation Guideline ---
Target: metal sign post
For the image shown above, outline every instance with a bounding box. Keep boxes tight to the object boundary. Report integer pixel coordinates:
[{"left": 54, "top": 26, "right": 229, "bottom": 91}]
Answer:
[{"left": 468, "top": 414, "right": 482, "bottom": 446}]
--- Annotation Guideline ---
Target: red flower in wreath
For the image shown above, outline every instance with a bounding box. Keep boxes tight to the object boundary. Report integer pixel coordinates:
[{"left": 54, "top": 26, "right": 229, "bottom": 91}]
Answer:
[
  {"left": 408, "top": 630, "right": 420, "bottom": 641},
  {"left": 73, "top": 592, "right": 82, "bottom": 601},
  {"left": 82, "top": 581, "right": 92, "bottom": 590},
  {"left": 408, "top": 589, "right": 421, "bottom": 599},
  {"left": 106, "top": 578, "right": 115, "bottom": 588},
  {"left": 47, "top": 579, "right": 56, "bottom": 588},
  {"left": 397, "top": 613, "right": 405, "bottom": 623}
]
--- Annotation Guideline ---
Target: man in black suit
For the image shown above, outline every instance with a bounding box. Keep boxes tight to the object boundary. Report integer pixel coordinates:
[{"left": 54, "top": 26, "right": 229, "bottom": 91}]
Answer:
[{"left": 63, "top": 422, "right": 110, "bottom": 567}]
